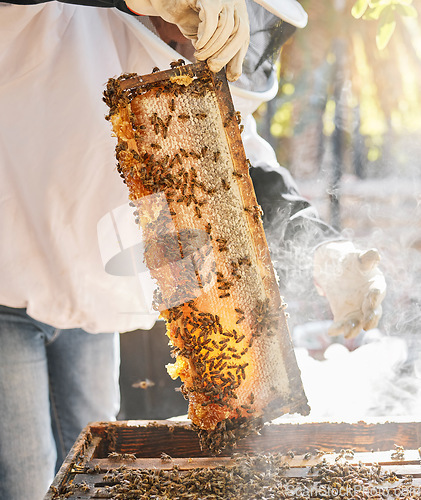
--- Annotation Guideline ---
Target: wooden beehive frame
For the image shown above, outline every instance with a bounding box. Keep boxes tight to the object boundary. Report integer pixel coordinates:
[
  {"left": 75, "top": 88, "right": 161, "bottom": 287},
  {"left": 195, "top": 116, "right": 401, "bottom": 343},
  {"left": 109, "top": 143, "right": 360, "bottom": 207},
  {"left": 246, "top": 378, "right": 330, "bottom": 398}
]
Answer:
[
  {"left": 44, "top": 420, "right": 421, "bottom": 499},
  {"left": 103, "top": 60, "right": 310, "bottom": 454}
]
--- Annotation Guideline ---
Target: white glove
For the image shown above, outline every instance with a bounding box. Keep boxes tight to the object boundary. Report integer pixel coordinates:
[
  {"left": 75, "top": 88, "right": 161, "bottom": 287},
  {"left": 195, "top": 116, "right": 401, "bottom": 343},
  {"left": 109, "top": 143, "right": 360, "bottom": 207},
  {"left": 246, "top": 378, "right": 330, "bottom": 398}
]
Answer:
[
  {"left": 313, "top": 241, "right": 387, "bottom": 339},
  {"left": 125, "top": 0, "right": 250, "bottom": 81}
]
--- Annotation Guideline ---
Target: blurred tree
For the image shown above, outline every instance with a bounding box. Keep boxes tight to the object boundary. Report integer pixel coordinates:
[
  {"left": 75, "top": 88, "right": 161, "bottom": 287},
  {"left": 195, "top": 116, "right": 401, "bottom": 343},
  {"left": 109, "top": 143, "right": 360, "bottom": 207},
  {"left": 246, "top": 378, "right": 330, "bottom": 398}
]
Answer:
[{"left": 259, "top": 0, "right": 421, "bottom": 187}]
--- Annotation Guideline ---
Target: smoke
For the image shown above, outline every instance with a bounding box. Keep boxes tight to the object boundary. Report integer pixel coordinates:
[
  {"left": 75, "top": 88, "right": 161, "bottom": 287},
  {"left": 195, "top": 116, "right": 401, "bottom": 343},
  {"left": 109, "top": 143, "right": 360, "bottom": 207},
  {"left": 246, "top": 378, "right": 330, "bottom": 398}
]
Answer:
[
  {"left": 261, "top": 171, "right": 421, "bottom": 420},
  {"left": 289, "top": 333, "right": 421, "bottom": 420},
  {"left": 262, "top": 206, "right": 334, "bottom": 330}
]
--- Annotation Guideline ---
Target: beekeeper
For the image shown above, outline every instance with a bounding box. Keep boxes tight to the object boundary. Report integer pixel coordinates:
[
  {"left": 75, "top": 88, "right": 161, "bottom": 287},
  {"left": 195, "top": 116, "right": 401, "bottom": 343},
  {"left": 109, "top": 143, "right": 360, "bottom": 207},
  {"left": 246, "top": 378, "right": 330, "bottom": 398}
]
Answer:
[{"left": 0, "top": 1, "right": 385, "bottom": 499}]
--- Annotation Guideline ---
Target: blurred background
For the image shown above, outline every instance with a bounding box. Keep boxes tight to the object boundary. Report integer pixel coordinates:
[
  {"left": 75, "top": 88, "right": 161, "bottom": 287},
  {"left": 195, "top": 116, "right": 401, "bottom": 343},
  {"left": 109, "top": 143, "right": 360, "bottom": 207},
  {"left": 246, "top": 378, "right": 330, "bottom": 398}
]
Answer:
[{"left": 119, "top": 0, "right": 421, "bottom": 423}]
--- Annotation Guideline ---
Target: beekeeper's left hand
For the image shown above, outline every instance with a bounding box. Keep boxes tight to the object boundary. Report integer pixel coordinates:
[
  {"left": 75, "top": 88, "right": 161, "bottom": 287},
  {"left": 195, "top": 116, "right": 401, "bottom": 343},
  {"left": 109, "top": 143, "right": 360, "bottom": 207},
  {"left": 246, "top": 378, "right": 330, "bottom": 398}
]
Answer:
[
  {"left": 313, "top": 241, "right": 387, "bottom": 339},
  {"left": 125, "top": 0, "right": 250, "bottom": 81}
]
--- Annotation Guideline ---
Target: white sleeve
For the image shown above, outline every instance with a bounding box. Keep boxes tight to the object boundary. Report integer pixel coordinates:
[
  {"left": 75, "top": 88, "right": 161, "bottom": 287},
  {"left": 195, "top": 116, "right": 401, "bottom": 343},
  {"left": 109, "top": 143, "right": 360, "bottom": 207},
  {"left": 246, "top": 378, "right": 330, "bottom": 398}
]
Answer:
[{"left": 242, "top": 114, "right": 282, "bottom": 173}]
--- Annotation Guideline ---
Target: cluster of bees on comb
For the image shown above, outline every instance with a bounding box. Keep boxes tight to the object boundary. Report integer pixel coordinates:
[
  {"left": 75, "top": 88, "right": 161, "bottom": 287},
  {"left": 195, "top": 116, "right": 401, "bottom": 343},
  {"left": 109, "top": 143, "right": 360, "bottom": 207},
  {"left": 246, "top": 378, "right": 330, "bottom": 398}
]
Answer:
[
  {"left": 61, "top": 451, "right": 418, "bottom": 500},
  {"left": 103, "top": 62, "right": 309, "bottom": 454}
]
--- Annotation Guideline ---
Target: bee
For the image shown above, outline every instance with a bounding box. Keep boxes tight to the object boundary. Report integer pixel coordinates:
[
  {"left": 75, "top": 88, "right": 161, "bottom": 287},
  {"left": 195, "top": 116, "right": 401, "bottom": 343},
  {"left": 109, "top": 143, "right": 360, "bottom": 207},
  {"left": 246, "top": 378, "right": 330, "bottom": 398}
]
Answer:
[
  {"left": 131, "top": 378, "right": 155, "bottom": 389},
  {"left": 170, "top": 98, "right": 175, "bottom": 112},
  {"left": 343, "top": 448, "right": 355, "bottom": 459},
  {"left": 221, "top": 178, "right": 230, "bottom": 191},
  {"left": 188, "top": 301, "right": 198, "bottom": 311},
  {"left": 223, "top": 113, "right": 233, "bottom": 128},
  {"left": 213, "top": 151, "right": 221, "bottom": 162},
  {"left": 402, "top": 476, "right": 413, "bottom": 485},
  {"left": 160, "top": 452, "right": 173, "bottom": 462},
  {"left": 156, "top": 114, "right": 164, "bottom": 125},
  {"left": 170, "top": 59, "right": 185, "bottom": 68},
  {"left": 150, "top": 143, "right": 162, "bottom": 150},
  {"left": 196, "top": 113, "right": 207, "bottom": 119},
  {"left": 178, "top": 113, "right": 190, "bottom": 120},
  {"left": 152, "top": 66, "right": 160, "bottom": 73},
  {"left": 391, "top": 444, "right": 405, "bottom": 460},
  {"left": 78, "top": 481, "right": 91, "bottom": 492},
  {"left": 200, "top": 146, "right": 208, "bottom": 156},
  {"left": 216, "top": 238, "right": 228, "bottom": 252},
  {"left": 232, "top": 170, "right": 243, "bottom": 178}
]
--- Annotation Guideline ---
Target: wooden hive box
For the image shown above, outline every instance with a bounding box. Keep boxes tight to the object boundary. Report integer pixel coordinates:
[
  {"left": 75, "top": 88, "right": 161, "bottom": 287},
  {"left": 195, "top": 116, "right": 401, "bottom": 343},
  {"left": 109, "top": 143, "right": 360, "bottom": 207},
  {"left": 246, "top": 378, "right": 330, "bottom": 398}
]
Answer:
[{"left": 45, "top": 419, "right": 421, "bottom": 499}]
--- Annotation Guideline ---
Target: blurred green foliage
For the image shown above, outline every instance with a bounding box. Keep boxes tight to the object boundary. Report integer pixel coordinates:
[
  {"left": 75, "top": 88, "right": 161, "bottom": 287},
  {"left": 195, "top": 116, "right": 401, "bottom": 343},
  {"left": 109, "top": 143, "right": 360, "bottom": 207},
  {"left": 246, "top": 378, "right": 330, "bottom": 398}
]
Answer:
[
  {"left": 351, "top": 0, "right": 417, "bottom": 49},
  {"left": 260, "top": 0, "right": 421, "bottom": 170}
]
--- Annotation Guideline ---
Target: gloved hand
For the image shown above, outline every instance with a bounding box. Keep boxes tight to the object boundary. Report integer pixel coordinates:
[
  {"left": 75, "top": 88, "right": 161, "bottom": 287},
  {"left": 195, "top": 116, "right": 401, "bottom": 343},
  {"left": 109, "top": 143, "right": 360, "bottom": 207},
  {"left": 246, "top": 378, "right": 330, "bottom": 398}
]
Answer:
[
  {"left": 125, "top": 0, "right": 250, "bottom": 81},
  {"left": 313, "top": 241, "right": 387, "bottom": 339}
]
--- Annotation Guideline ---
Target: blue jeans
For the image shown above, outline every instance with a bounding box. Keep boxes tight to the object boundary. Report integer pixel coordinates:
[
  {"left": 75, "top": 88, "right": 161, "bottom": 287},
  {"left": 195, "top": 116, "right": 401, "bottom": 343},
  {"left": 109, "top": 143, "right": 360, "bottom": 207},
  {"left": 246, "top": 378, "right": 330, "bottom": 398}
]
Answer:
[{"left": 0, "top": 305, "right": 120, "bottom": 500}]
